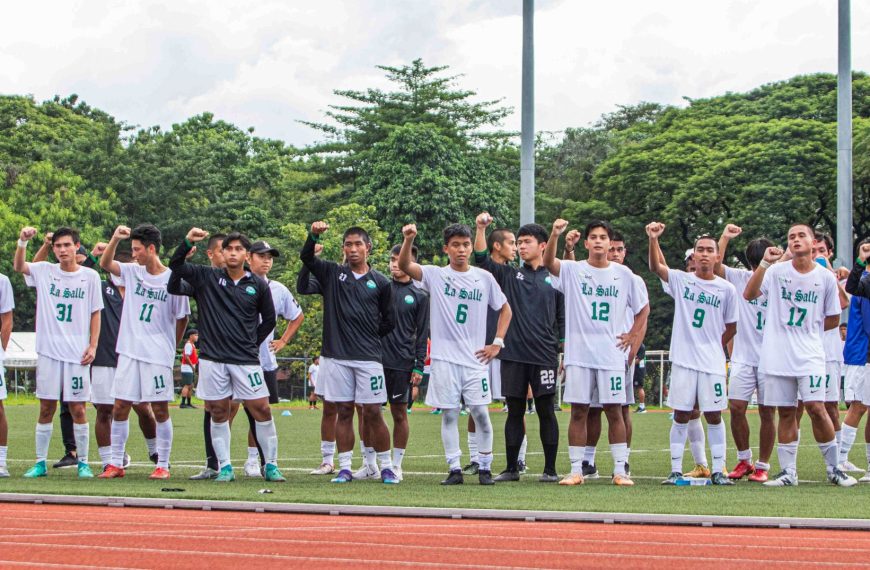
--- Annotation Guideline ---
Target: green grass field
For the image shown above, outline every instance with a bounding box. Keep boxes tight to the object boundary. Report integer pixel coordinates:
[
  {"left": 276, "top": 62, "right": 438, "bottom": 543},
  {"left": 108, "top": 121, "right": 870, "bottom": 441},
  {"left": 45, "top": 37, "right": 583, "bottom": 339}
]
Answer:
[{"left": 1, "top": 399, "right": 869, "bottom": 519}]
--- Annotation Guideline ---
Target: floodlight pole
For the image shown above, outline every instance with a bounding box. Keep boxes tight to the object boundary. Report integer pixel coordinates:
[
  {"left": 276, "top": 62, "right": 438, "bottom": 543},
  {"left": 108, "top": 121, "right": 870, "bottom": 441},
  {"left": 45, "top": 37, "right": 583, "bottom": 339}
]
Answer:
[
  {"left": 520, "top": 0, "right": 535, "bottom": 225},
  {"left": 836, "top": 0, "right": 852, "bottom": 268}
]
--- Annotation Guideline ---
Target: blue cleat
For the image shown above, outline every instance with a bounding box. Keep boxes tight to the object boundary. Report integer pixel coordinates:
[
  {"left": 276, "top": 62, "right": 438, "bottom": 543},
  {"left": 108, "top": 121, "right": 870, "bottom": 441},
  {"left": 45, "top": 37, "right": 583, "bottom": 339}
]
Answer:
[
  {"left": 215, "top": 465, "right": 235, "bottom": 482},
  {"left": 23, "top": 461, "right": 47, "bottom": 478},
  {"left": 331, "top": 469, "right": 353, "bottom": 483},
  {"left": 381, "top": 468, "right": 400, "bottom": 485}
]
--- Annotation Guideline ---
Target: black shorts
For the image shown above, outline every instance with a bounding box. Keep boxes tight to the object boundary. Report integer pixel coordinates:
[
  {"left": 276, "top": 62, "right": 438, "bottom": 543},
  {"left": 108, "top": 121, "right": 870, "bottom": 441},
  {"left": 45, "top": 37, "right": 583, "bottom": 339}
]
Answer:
[
  {"left": 633, "top": 366, "right": 646, "bottom": 388},
  {"left": 180, "top": 372, "right": 194, "bottom": 387},
  {"left": 384, "top": 368, "right": 411, "bottom": 404},
  {"left": 500, "top": 361, "right": 557, "bottom": 399},
  {"left": 264, "top": 369, "right": 279, "bottom": 405}
]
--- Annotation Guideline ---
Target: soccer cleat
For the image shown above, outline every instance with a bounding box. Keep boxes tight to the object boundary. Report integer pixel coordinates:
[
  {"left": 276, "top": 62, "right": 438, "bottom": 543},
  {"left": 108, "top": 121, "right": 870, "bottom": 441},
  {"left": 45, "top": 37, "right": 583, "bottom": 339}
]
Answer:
[
  {"left": 430, "top": 409, "right": 442, "bottom": 415},
  {"left": 517, "top": 460, "right": 527, "bottom": 474},
  {"left": 711, "top": 472, "right": 734, "bottom": 486},
  {"left": 559, "top": 473, "right": 584, "bottom": 486},
  {"left": 612, "top": 473, "right": 634, "bottom": 486},
  {"left": 381, "top": 468, "right": 400, "bottom": 485},
  {"left": 77, "top": 462, "right": 95, "bottom": 478},
  {"left": 310, "top": 463, "right": 335, "bottom": 475},
  {"left": 478, "top": 469, "right": 495, "bottom": 485},
  {"left": 123, "top": 453, "right": 132, "bottom": 469},
  {"left": 859, "top": 471, "right": 870, "bottom": 483},
  {"left": 190, "top": 467, "right": 218, "bottom": 480},
  {"left": 97, "top": 464, "right": 124, "bottom": 479},
  {"left": 581, "top": 461, "right": 599, "bottom": 479},
  {"left": 763, "top": 470, "right": 798, "bottom": 487},
  {"left": 829, "top": 467, "right": 858, "bottom": 487},
  {"left": 214, "top": 465, "right": 235, "bottom": 482},
  {"left": 149, "top": 467, "right": 171, "bottom": 480},
  {"left": 661, "top": 471, "right": 683, "bottom": 485},
  {"left": 493, "top": 469, "right": 520, "bottom": 482},
  {"left": 149, "top": 453, "right": 159, "bottom": 465},
  {"left": 244, "top": 459, "right": 263, "bottom": 478},
  {"left": 393, "top": 467, "right": 404, "bottom": 481},
  {"left": 635, "top": 406, "right": 647, "bottom": 414},
  {"left": 539, "top": 472, "right": 560, "bottom": 483},
  {"left": 747, "top": 468, "right": 769, "bottom": 483},
  {"left": 684, "top": 464, "right": 711, "bottom": 478},
  {"left": 728, "top": 460, "right": 755, "bottom": 480},
  {"left": 462, "top": 462, "right": 480, "bottom": 475},
  {"left": 264, "top": 464, "right": 286, "bottom": 482},
  {"left": 459, "top": 409, "right": 468, "bottom": 416},
  {"left": 625, "top": 462, "right": 631, "bottom": 477},
  {"left": 0, "top": 466, "right": 8, "bottom": 478},
  {"left": 52, "top": 453, "right": 77, "bottom": 469},
  {"left": 331, "top": 469, "right": 353, "bottom": 483},
  {"left": 353, "top": 464, "right": 380, "bottom": 480},
  {"left": 839, "top": 461, "right": 865, "bottom": 473},
  {"left": 441, "top": 469, "right": 464, "bottom": 485},
  {"left": 23, "top": 461, "right": 47, "bottom": 478}
]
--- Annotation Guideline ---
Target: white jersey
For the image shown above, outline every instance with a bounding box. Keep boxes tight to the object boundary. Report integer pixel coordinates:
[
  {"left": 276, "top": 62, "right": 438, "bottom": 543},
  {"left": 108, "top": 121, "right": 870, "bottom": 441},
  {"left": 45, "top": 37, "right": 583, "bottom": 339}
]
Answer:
[
  {"left": 0, "top": 273, "right": 14, "bottom": 362},
  {"left": 417, "top": 265, "right": 507, "bottom": 369},
  {"left": 622, "top": 273, "right": 649, "bottom": 334},
  {"left": 259, "top": 279, "right": 303, "bottom": 372},
  {"left": 308, "top": 363, "right": 319, "bottom": 386},
  {"left": 724, "top": 266, "right": 768, "bottom": 366},
  {"left": 665, "top": 269, "right": 738, "bottom": 375},
  {"left": 758, "top": 262, "right": 840, "bottom": 376},
  {"left": 115, "top": 263, "right": 190, "bottom": 368},
  {"left": 553, "top": 260, "right": 647, "bottom": 370},
  {"left": 26, "top": 262, "right": 104, "bottom": 364},
  {"left": 823, "top": 329, "right": 844, "bottom": 364}
]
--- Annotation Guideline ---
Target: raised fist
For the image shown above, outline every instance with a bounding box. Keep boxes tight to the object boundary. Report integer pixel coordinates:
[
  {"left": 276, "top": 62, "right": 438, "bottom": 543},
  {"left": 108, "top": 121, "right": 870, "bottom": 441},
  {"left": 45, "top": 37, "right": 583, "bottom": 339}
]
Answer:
[
  {"left": 476, "top": 212, "right": 493, "bottom": 228},
  {"left": 860, "top": 243, "right": 870, "bottom": 262},
  {"left": 113, "top": 225, "right": 131, "bottom": 241},
  {"left": 646, "top": 222, "right": 665, "bottom": 239},
  {"left": 723, "top": 224, "right": 742, "bottom": 239},
  {"left": 564, "top": 229, "right": 581, "bottom": 248},
  {"left": 186, "top": 227, "right": 209, "bottom": 243},
  {"left": 402, "top": 224, "right": 417, "bottom": 239},
  {"left": 43, "top": 232, "right": 54, "bottom": 245},
  {"left": 551, "top": 219, "right": 569, "bottom": 236},
  {"left": 311, "top": 221, "right": 329, "bottom": 236},
  {"left": 763, "top": 246, "right": 784, "bottom": 263},
  {"left": 19, "top": 227, "right": 37, "bottom": 242},
  {"left": 91, "top": 242, "right": 108, "bottom": 256}
]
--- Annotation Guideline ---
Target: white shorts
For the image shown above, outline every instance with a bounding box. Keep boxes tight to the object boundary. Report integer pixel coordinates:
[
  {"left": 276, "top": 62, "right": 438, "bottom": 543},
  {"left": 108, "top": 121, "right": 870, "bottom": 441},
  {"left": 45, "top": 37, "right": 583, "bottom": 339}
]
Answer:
[
  {"left": 0, "top": 365, "right": 7, "bottom": 400},
  {"left": 667, "top": 364, "right": 726, "bottom": 413},
  {"left": 844, "top": 364, "right": 867, "bottom": 403},
  {"left": 319, "top": 357, "right": 386, "bottom": 404},
  {"left": 489, "top": 358, "right": 503, "bottom": 401},
  {"left": 564, "top": 365, "right": 626, "bottom": 406},
  {"left": 761, "top": 370, "right": 827, "bottom": 407},
  {"left": 728, "top": 362, "right": 763, "bottom": 403},
  {"left": 90, "top": 366, "right": 116, "bottom": 405},
  {"left": 113, "top": 355, "right": 174, "bottom": 403},
  {"left": 825, "top": 362, "right": 842, "bottom": 403},
  {"left": 197, "top": 359, "right": 268, "bottom": 401},
  {"left": 36, "top": 355, "right": 90, "bottom": 402},
  {"left": 425, "top": 359, "right": 491, "bottom": 408}
]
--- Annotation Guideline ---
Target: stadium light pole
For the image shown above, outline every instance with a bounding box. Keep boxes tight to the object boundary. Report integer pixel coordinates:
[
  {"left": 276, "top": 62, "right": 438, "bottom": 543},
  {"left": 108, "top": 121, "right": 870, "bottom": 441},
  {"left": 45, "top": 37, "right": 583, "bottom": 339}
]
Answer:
[
  {"left": 520, "top": 0, "right": 535, "bottom": 225},
  {"left": 836, "top": 0, "right": 852, "bottom": 268}
]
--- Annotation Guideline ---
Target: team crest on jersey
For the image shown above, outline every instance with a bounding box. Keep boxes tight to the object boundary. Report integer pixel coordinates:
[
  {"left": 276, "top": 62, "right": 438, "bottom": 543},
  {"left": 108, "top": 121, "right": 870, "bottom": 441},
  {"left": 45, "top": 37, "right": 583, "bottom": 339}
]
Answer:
[
  {"left": 366, "top": 280, "right": 376, "bottom": 289},
  {"left": 545, "top": 276, "right": 553, "bottom": 285},
  {"left": 245, "top": 285, "right": 256, "bottom": 296},
  {"left": 404, "top": 294, "right": 414, "bottom": 304}
]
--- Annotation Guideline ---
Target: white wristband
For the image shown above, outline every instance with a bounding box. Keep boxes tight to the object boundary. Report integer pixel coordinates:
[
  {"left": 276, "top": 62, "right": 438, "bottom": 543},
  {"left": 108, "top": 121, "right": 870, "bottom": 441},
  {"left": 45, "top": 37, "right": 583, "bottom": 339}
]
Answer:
[
  {"left": 17, "top": 239, "right": 29, "bottom": 248},
  {"left": 759, "top": 260, "right": 771, "bottom": 269},
  {"left": 492, "top": 337, "right": 505, "bottom": 348}
]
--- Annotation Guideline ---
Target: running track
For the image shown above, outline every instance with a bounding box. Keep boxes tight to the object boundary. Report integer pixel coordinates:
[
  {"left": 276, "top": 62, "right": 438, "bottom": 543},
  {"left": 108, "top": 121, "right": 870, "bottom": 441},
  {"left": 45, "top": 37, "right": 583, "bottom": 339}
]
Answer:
[{"left": 1, "top": 503, "right": 869, "bottom": 569}]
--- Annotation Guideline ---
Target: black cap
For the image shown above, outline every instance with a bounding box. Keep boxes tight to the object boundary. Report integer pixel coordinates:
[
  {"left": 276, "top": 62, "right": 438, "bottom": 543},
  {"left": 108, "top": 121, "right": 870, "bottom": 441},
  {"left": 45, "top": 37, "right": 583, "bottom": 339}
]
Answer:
[{"left": 250, "top": 241, "right": 280, "bottom": 257}]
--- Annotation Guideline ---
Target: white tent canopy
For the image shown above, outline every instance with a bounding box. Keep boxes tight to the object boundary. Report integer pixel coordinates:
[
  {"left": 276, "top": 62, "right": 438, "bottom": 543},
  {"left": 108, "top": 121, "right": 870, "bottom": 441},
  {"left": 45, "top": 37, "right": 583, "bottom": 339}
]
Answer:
[{"left": 3, "top": 332, "right": 37, "bottom": 369}]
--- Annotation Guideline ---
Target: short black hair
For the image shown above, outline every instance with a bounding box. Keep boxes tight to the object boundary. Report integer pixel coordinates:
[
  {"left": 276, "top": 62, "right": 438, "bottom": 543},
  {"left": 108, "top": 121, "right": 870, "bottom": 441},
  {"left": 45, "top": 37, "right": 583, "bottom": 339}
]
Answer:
[
  {"left": 207, "top": 233, "right": 227, "bottom": 250},
  {"left": 487, "top": 228, "right": 514, "bottom": 251},
  {"left": 787, "top": 223, "right": 815, "bottom": 237},
  {"left": 115, "top": 250, "right": 133, "bottom": 263},
  {"left": 52, "top": 227, "right": 80, "bottom": 245},
  {"left": 443, "top": 224, "right": 472, "bottom": 245},
  {"left": 187, "top": 329, "right": 198, "bottom": 337},
  {"left": 611, "top": 230, "right": 625, "bottom": 243},
  {"left": 745, "top": 237, "right": 774, "bottom": 270},
  {"left": 517, "top": 223, "right": 548, "bottom": 244},
  {"left": 814, "top": 231, "right": 834, "bottom": 254},
  {"left": 343, "top": 227, "right": 371, "bottom": 245},
  {"left": 584, "top": 220, "right": 613, "bottom": 240},
  {"left": 391, "top": 244, "right": 418, "bottom": 260},
  {"left": 694, "top": 234, "right": 719, "bottom": 250},
  {"left": 222, "top": 232, "right": 252, "bottom": 250},
  {"left": 130, "top": 223, "right": 162, "bottom": 253}
]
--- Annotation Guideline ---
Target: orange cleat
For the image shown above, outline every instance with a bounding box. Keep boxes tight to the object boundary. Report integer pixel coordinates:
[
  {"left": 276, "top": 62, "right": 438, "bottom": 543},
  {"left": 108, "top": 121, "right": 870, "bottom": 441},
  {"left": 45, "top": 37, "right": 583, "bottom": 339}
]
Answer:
[
  {"left": 728, "top": 460, "right": 755, "bottom": 480},
  {"left": 97, "top": 465, "right": 125, "bottom": 479},
  {"left": 149, "top": 467, "right": 171, "bottom": 480},
  {"left": 612, "top": 474, "right": 635, "bottom": 486},
  {"left": 747, "top": 468, "right": 769, "bottom": 483},
  {"left": 558, "top": 473, "right": 584, "bottom": 486}
]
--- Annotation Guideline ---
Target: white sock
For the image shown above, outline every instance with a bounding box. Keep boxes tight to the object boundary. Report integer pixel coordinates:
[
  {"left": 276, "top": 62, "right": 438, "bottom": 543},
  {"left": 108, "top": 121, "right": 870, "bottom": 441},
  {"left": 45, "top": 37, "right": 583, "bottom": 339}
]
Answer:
[
  {"left": 468, "top": 406, "right": 493, "bottom": 457},
  {"left": 247, "top": 446, "right": 259, "bottom": 462},
  {"left": 392, "top": 448, "right": 405, "bottom": 469},
  {"left": 835, "top": 429, "right": 842, "bottom": 448},
  {"left": 708, "top": 421, "right": 726, "bottom": 474},
  {"left": 210, "top": 420, "right": 231, "bottom": 468},
  {"left": 359, "top": 439, "right": 367, "bottom": 456},
  {"left": 626, "top": 447, "right": 631, "bottom": 462},
  {"left": 737, "top": 448, "right": 752, "bottom": 462},
  {"left": 364, "top": 446, "right": 378, "bottom": 468},
  {"left": 35, "top": 422, "right": 53, "bottom": 463},
  {"left": 0, "top": 445, "right": 7, "bottom": 467},
  {"left": 98, "top": 446, "right": 112, "bottom": 469},
  {"left": 338, "top": 451, "right": 353, "bottom": 471},
  {"left": 111, "top": 419, "right": 128, "bottom": 468},
  {"left": 611, "top": 442, "right": 628, "bottom": 476},
  {"left": 467, "top": 431, "right": 479, "bottom": 464},
  {"left": 376, "top": 450, "right": 393, "bottom": 472},
  {"left": 583, "top": 445, "right": 597, "bottom": 465},
  {"left": 839, "top": 424, "right": 858, "bottom": 464},
  {"left": 569, "top": 446, "right": 584, "bottom": 474},
  {"left": 321, "top": 440, "right": 336, "bottom": 466},
  {"left": 518, "top": 435, "right": 528, "bottom": 462},
  {"left": 778, "top": 442, "right": 798, "bottom": 477},
  {"left": 255, "top": 419, "right": 278, "bottom": 466},
  {"left": 73, "top": 423, "right": 89, "bottom": 464},
  {"left": 819, "top": 438, "right": 838, "bottom": 475},
  {"left": 441, "top": 409, "right": 462, "bottom": 470},
  {"left": 478, "top": 452, "right": 493, "bottom": 471},
  {"left": 145, "top": 437, "right": 157, "bottom": 456},
  {"left": 866, "top": 443, "right": 870, "bottom": 468},
  {"left": 156, "top": 419, "right": 173, "bottom": 469},
  {"left": 688, "top": 418, "right": 707, "bottom": 466},
  {"left": 755, "top": 460, "right": 771, "bottom": 471},
  {"left": 670, "top": 421, "right": 689, "bottom": 473}
]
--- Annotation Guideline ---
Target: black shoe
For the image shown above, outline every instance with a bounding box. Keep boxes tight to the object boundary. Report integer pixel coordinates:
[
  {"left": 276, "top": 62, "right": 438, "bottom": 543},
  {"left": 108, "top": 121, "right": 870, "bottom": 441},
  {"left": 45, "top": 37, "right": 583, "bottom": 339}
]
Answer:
[
  {"left": 493, "top": 469, "right": 520, "bottom": 482},
  {"left": 711, "top": 472, "right": 735, "bottom": 486},
  {"left": 441, "top": 469, "right": 464, "bottom": 485},
  {"left": 149, "top": 453, "right": 159, "bottom": 464},
  {"left": 539, "top": 472, "right": 560, "bottom": 483},
  {"left": 53, "top": 453, "right": 78, "bottom": 469},
  {"left": 581, "top": 461, "right": 599, "bottom": 479},
  {"left": 625, "top": 462, "right": 630, "bottom": 477},
  {"left": 179, "top": 403, "right": 189, "bottom": 409},
  {"left": 461, "top": 462, "right": 479, "bottom": 475},
  {"left": 478, "top": 469, "right": 495, "bottom": 485},
  {"left": 187, "top": 403, "right": 197, "bottom": 409}
]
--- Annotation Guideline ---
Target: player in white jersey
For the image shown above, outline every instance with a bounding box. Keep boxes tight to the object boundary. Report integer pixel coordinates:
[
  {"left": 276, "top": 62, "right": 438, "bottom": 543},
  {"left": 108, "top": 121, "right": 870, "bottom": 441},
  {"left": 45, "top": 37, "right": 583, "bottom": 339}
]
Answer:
[
  {"left": 745, "top": 223, "right": 856, "bottom": 487},
  {"left": 0, "top": 271, "right": 14, "bottom": 477},
  {"left": 399, "top": 222, "right": 512, "bottom": 485},
  {"left": 715, "top": 224, "right": 777, "bottom": 482},
  {"left": 14, "top": 226, "right": 104, "bottom": 478},
  {"left": 97, "top": 225, "right": 190, "bottom": 480},
  {"left": 245, "top": 240, "right": 304, "bottom": 477},
  {"left": 545, "top": 219, "right": 648, "bottom": 486},
  {"left": 647, "top": 222, "right": 738, "bottom": 486}
]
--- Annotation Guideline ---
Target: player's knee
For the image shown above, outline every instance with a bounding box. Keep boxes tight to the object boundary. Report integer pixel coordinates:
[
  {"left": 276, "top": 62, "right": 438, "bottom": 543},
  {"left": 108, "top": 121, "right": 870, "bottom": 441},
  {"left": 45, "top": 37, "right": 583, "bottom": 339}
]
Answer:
[
  {"left": 804, "top": 402, "right": 827, "bottom": 419},
  {"left": 390, "top": 406, "right": 408, "bottom": 425},
  {"left": 758, "top": 405, "right": 775, "bottom": 422},
  {"left": 672, "top": 410, "right": 692, "bottom": 423},
  {"left": 704, "top": 411, "right": 722, "bottom": 424}
]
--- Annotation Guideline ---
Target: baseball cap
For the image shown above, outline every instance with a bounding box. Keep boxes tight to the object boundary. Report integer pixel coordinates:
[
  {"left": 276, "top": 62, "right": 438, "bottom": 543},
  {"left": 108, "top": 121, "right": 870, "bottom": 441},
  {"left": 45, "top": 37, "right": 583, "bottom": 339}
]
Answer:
[
  {"left": 250, "top": 241, "right": 280, "bottom": 257},
  {"left": 684, "top": 249, "right": 694, "bottom": 261}
]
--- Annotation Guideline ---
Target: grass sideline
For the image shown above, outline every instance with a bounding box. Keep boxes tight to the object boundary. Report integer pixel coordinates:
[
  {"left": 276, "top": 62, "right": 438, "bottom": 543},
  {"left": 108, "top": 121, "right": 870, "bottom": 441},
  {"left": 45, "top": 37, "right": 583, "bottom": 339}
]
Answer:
[{"left": 1, "top": 403, "right": 869, "bottom": 519}]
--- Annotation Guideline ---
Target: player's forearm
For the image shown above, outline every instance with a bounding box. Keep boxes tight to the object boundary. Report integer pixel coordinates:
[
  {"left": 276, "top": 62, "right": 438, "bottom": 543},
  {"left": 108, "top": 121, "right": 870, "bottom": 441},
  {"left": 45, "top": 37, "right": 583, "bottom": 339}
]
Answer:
[
  {"left": 169, "top": 240, "right": 195, "bottom": 275},
  {"left": 0, "top": 312, "right": 12, "bottom": 352},
  {"left": 398, "top": 238, "right": 423, "bottom": 281},
  {"left": 474, "top": 224, "right": 487, "bottom": 255},
  {"left": 722, "top": 323, "right": 737, "bottom": 349},
  {"left": 13, "top": 240, "right": 28, "bottom": 274},
  {"left": 100, "top": 238, "right": 122, "bottom": 276},
  {"left": 543, "top": 233, "right": 561, "bottom": 276},
  {"left": 175, "top": 317, "right": 189, "bottom": 347},
  {"left": 647, "top": 238, "right": 668, "bottom": 281},
  {"left": 824, "top": 315, "right": 840, "bottom": 331},
  {"left": 32, "top": 242, "right": 51, "bottom": 264},
  {"left": 282, "top": 314, "right": 304, "bottom": 343},
  {"left": 88, "top": 312, "right": 101, "bottom": 350},
  {"left": 494, "top": 303, "right": 512, "bottom": 340},
  {"left": 743, "top": 267, "right": 766, "bottom": 301},
  {"left": 629, "top": 305, "right": 650, "bottom": 346}
]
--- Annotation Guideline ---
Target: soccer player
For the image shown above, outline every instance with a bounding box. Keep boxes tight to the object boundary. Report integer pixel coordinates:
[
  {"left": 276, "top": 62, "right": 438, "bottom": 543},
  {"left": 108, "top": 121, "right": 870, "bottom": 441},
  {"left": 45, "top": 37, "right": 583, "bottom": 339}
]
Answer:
[
  {"left": 399, "top": 222, "right": 511, "bottom": 485},
  {"left": 180, "top": 330, "right": 199, "bottom": 408},
  {"left": 647, "top": 222, "right": 738, "bottom": 486},
  {"left": 170, "top": 228, "right": 283, "bottom": 482},
  {"left": 843, "top": 241, "right": 870, "bottom": 479},
  {"left": 715, "top": 223, "right": 776, "bottom": 482},
  {"left": 308, "top": 356, "right": 320, "bottom": 410},
  {"left": 245, "top": 240, "right": 304, "bottom": 477},
  {"left": 14, "top": 226, "right": 103, "bottom": 478},
  {"left": 0, "top": 267, "right": 13, "bottom": 477},
  {"left": 745, "top": 224, "right": 856, "bottom": 487},
  {"left": 474, "top": 213, "right": 563, "bottom": 482},
  {"left": 300, "top": 222, "right": 397, "bottom": 484},
  {"left": 546, "top": 219, "right": 648, "bottom": 486},
  {"left": 97, "top": 224, "right": 190, "bottom": 480}
]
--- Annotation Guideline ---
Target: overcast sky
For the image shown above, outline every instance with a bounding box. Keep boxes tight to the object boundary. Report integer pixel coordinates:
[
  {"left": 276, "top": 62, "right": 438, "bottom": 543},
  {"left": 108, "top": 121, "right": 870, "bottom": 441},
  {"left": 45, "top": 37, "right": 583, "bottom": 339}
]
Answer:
[{"left": 2, "top": 0, "right": 868, "bottom": 147}]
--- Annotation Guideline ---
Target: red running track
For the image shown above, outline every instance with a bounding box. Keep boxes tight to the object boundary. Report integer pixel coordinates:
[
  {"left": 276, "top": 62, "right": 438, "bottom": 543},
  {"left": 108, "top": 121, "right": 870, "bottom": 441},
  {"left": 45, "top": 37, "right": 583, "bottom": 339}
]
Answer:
[{"left": 0, "top": 503, "right": 869, "bottom": 569}]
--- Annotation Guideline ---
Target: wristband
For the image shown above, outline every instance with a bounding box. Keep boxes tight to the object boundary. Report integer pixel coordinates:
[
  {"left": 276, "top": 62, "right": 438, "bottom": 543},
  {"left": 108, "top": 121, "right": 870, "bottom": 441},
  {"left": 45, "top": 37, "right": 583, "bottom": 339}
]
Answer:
[
  {"left": 17, "top": 239, "right": 28, "bottom": 248},
  {"left": 492, "top": 337, "right": 505, "bottom": 348},
  {"left": 309, "top": 232, "right": 321, "bottom": 243},
  {"left": 857, "top": 257, "right": 867, "bottom": 268},
  {"left": 759, "top": 260, "right": 771, "bottom": 269},
  {"left": 184, "top": 238, "right": 194, "bottom": 248}
]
